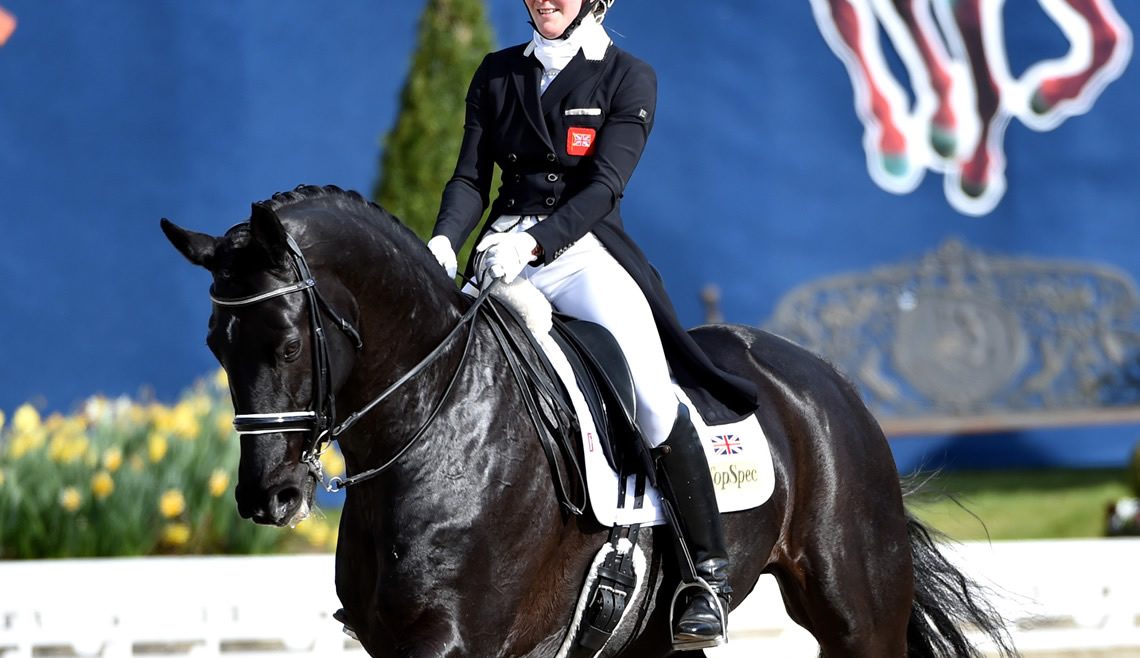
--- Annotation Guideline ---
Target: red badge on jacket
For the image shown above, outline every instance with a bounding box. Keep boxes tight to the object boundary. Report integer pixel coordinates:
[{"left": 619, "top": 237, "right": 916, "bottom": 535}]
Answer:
[{"left": 566, "top": 127, "right": 597, "bottom": 156}]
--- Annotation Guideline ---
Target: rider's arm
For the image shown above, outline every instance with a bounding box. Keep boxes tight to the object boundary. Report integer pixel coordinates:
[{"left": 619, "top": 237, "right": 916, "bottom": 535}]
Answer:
[
  {"left": 526, "top": 58, "right": 657, "bottom": 265},
  {"left": 433, "top": 56, "right": 495, "bottom": 250}
]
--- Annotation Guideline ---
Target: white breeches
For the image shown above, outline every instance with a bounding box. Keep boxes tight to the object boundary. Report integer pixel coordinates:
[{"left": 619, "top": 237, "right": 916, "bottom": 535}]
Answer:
[{"left": 493, "top": 217, "right": 681, "bottom": 448}]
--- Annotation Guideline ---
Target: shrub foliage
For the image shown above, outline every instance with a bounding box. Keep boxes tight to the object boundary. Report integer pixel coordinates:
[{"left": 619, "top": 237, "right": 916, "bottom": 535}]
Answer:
[{"left": 373, "top": 0, "right": 497, "bottom": 246}]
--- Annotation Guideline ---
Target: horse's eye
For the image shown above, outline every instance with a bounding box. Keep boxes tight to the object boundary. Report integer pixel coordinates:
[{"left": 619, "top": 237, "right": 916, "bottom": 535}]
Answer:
[{"left": 281, "top": 338, "right": 303, "bottom": 362}]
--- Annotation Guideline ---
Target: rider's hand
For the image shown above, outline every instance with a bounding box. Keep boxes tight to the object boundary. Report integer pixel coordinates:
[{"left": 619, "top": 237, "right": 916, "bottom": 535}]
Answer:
[
  {"left": 427, "top": 236, "right": 457, "bottom": 278},
  {"left": 475, "top": 232, "right": 540, "bottom": 284}
]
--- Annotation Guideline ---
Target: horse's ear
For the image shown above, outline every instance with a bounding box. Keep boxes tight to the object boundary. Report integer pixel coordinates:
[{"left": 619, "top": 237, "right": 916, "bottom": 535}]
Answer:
[
  {"left": 160, "top": 218, "right": 220, "bottom": 269},
  {"left": 249, "top": 202, "right": 289, "bottom": 264}
]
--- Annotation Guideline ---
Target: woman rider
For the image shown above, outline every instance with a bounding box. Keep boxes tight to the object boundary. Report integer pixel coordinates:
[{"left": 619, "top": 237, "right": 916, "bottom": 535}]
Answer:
[{"left": 427, "top": 0, "right": 760, "bottom": 648}]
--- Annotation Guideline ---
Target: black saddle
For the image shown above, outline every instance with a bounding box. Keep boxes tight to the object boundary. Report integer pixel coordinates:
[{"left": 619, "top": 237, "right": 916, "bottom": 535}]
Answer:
[{"left": 550, "top": 314, "right": 642, "bottom": 473}]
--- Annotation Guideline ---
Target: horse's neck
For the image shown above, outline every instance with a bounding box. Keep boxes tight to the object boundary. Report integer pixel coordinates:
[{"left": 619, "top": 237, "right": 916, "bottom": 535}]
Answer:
[
  {"left": 332, "top": 302, "right": 604, "bottom": 648},
  {"left": 335, "top": 276, "right": 471, "bottom": 466}
]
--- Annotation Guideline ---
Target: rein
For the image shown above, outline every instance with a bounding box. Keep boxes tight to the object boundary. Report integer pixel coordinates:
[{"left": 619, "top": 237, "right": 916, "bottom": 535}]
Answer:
[
  {"left": 211, "top": 236, "right": 584, "bottom": 513},
  {"left": 323, "top": 281, "right": 494, "bottom": 491}
]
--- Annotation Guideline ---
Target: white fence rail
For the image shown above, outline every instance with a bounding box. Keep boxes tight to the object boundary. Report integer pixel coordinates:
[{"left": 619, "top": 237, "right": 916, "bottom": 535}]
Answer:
[{"left": 1, "top": 539, "right": 1138, "bottom": 657}]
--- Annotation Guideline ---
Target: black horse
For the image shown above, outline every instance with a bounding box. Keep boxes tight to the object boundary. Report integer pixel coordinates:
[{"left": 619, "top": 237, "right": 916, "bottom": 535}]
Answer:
[{"left": 162, "top": 185, "right": 1015, "bottom": 657}]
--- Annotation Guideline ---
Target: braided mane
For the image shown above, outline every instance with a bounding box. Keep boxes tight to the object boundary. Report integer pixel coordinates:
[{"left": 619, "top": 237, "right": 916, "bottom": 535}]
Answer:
[{"left": 220, "top": 185, "right": 437, "bottom": 274}]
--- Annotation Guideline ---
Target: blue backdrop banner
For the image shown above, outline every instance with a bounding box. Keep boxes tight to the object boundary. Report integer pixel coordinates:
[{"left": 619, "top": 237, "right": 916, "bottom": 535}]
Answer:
[{"left": 1, "top": 1, "right": 1137, "bottom": 471}]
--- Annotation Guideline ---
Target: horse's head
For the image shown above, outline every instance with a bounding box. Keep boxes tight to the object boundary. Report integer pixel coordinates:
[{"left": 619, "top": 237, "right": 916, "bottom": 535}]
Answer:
[{"left": 161, "top": 199, "right": 360, "bottom": 526}]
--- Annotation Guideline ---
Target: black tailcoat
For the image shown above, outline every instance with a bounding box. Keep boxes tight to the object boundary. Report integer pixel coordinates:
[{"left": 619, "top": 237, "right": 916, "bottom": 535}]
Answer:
[{"left": 433, "top": 43, "right": 758, "bottom": 423}]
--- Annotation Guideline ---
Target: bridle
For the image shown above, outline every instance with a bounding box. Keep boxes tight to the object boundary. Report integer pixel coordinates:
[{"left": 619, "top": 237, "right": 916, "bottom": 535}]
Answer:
[
  {"left": 210, "top": 233, "right": 494, "bottom": 492},
  {"left": 210, "top": 234, "right": 361, "bottom": 481}
]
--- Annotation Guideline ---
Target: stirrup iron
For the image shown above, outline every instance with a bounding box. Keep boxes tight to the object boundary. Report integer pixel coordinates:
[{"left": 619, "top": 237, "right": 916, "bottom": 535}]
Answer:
[{"left": 668, "top": 577, "right": 727, "bottom": 650}]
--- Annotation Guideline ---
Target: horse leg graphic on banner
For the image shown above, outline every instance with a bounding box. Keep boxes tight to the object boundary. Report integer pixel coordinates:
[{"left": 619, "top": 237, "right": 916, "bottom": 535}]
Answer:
[
  {"left": 0, "top": 5, "right": 16, "bottom": 47},
  {"left": 811, "top": 0, "right": 1132, "bottom": 216}
]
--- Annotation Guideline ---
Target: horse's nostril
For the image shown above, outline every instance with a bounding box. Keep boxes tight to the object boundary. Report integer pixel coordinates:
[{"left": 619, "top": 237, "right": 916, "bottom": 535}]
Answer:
[{"left": 271, "top": 485, "right": 302, "bottom": 521}]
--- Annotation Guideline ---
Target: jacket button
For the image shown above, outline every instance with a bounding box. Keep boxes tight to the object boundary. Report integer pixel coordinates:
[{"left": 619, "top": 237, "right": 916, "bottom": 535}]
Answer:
[
  {"left": 546, "top": 173, "right": 559, "bottom": 182},
  {"left": 507, "top": 153, "right": 517, "bottom": 163},
  {"left": 506, "top": 199, "right": 515, "bottom": 207},
  {"left": 546, "top": 153, "right": 556, "bottom": 162},
  {"left": 544, "top": 197, "right": 556, "bottom": 207}
]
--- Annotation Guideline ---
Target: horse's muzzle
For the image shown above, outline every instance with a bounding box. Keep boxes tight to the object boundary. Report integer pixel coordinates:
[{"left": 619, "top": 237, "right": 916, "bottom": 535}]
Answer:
[{"left": 236, "top": 473, "right": 314, "bottom": 526}]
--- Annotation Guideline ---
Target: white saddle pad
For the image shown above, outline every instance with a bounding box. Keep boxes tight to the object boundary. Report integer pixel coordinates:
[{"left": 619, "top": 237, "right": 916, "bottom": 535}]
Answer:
[
  {"left": 486, "top": 280, "right": 775, "bottom": 528},
  {"left": 575, "top": 381, "right": 775, "bottom": 528},
  {"left": 546, "top": 333, "right": 775, "bottom": 527}
]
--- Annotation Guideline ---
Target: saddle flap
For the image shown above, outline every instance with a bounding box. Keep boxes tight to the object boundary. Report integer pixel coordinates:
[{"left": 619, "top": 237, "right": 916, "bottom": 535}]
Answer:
[
  {"left": 551, "top": 316, "right": 640, "bottom": 473},
  {"left": 555, "top": 318, "right": 638, "bottom": 430}
]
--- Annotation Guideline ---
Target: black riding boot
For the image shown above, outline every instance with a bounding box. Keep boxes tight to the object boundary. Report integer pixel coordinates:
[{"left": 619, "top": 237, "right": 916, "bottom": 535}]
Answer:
[{"left": 652, "top": 404, "right": 732, "bottom": 650}]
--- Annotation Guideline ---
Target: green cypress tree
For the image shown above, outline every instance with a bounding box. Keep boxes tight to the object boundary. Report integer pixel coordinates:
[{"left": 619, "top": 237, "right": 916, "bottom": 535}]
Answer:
[{"left": 374, "top": 0, "right": 497, "bottom": 246}]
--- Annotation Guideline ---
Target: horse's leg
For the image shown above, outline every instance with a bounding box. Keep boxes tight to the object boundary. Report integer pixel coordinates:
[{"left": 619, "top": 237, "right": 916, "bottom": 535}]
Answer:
[
  {"left": 891, "top": 0, "right": 960, "bottom": 158},
  {"left": 742, "top": 345, "right": 912, "bottom": 657},
  {"left": 814, "top": 0, "right": 910, "bottom": 176},
  {"left": 684, "top": 329, "right": 913, "bottom": 656},
  {"left": 1030, "top": 0, "right": 1131, "bottom": 116},
  {"left": 950, "top": 0, "right": 1003, "bottom": 199},
  {"left": 767, "top": 463, "right": 913, "bottom": 655}
]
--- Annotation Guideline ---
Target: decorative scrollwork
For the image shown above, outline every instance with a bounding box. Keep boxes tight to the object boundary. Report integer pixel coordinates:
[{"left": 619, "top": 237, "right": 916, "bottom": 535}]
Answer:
[{"left": 763, "top": 239, "right": 1140, "bottom": 421}]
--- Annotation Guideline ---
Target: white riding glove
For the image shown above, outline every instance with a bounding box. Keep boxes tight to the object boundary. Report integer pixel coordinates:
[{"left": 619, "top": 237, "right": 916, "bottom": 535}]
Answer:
[
  {"left": 426, "top": 236, "right": 457, "bottom": 278},
  {"left": 475, "top": 231, "right": 540, "bottom": 284}
]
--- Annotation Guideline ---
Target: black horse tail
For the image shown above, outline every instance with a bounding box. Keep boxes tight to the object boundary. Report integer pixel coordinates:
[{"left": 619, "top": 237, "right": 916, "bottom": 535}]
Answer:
[{"left": 904, "top": 513, "right": 1019, "bottom": 657}]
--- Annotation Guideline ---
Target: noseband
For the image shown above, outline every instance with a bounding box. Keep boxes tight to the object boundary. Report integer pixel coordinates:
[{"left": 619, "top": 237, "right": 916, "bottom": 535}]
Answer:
[{"left": 210, "top": 233, "right": 494, "bottom": 492}]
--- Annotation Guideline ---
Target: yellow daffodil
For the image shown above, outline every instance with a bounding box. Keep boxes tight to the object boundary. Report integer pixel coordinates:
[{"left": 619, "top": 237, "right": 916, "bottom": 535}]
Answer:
[
  {"left": 103, "top": 447, "right": 123, "bottom": 472},
  {"left": 48, "top": 432, "right": 89, "bottom": 464},
  {"left": 208, "top": 469, "right": 230, "bottom": 497},
  {"left": 215, "top": 412, "right": 235, "bottom": 439},
  {"left": 149, "top": 403, "right": 172, "bottom": 433},
  {"left": 0, "top": 470, "right": 6, "bottom": 487},
  {"left": 148, "top": 432, "right": 168, "bottom": 462},
  {"left": 170, "top": 401, "right": 200, "bottom": 440},
  {"left": 161, "top": 523, "right": 191, "bottom": 547},
  {"left": 47, "top": 436, "right": 65, "bottom": 462},
  {"left": 126, "top": 403, "right": 147, "bottom": 426},
  {"left": 61, "top": 415, "right": 87, "bottom": 433},
  {"left": 305, "top": 521, "right": 330, "bottom": 548},
  {"left": 0, "top": 408, "right": 5, "bottom": 433},
  {"left": 159, "top": 489, "right": 186, "bottom": 518},
  {"left": 8, "top": 431, "right": 43, "bottom": 459},
  {"left": 320, "top": 447, "right": 345, "bottom": 479},
  {"left": 214, "top": 368, "right": 229, "bottom": 391},
  {"left": 59, "top": 487, "right": 82, "bottom": 512},
  {"left": 189, "top": 393, "right": 211, "bottom": 416},
  {"left": 12, "top": 404, "right": 40, "bottom": 434},
  {"left": 91, "top": 471, "right": 115, "bottom": 500},
  {"left": 44, "top": 412, "right": 64, "bottom": 433},
  {"left": 130, "top": 455, "right": 144, "bottom": 472}
]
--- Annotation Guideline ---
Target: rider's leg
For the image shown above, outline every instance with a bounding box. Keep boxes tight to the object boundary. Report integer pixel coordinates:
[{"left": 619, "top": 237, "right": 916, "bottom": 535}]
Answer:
[
  {"left": 652, "top": 403, "right": 732, "bottom": 646},
  {"left": 523, "top": 234, "right": 677, "bottom": 446},
  {"left": 522, "top": 234, "right": 730, "bottom": 647}
]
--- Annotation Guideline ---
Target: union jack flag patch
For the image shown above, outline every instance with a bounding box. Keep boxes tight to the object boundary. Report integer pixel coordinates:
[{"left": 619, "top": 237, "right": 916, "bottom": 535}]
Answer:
[
  {"left": 711, "top": 434, "right": 743, "bottom": 456},
  {"left": 566, "top": 127, "right": 596, "bottom": 156}
]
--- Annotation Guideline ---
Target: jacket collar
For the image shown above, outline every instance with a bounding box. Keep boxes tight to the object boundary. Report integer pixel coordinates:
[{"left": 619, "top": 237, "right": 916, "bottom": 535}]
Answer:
[
  {"left": 540, "top": 49, "right": 606, "bottom": 117},
  {"left": 510, "top": 44, "right": 611, "bottom": 152}
]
